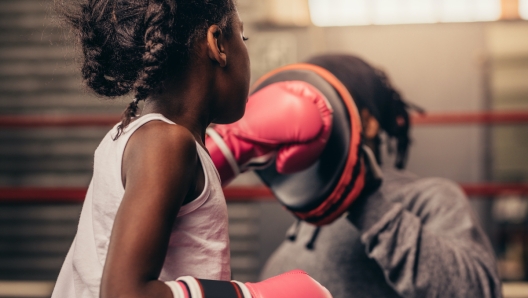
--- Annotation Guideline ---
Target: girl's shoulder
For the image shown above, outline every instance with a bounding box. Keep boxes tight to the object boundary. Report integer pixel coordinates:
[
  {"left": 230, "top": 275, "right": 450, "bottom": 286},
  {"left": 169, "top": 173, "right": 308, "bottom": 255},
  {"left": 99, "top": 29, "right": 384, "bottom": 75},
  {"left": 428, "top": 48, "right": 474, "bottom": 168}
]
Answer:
[
  {"left": 135, "top": 119, "right": 193, "bottom": 139},
  {"left": 134, "top": 120, "right": 197, "bottom": 157},
  {"left": 122, "top": 120, "right": 199, "bottom": 180}
]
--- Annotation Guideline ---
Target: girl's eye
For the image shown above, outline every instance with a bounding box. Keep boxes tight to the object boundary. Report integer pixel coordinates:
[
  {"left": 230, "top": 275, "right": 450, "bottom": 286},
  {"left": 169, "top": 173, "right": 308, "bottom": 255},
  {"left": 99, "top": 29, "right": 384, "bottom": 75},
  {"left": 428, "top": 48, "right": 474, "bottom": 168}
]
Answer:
[{"left": 243, "top": 36, "right": 249, "bottom": 41}]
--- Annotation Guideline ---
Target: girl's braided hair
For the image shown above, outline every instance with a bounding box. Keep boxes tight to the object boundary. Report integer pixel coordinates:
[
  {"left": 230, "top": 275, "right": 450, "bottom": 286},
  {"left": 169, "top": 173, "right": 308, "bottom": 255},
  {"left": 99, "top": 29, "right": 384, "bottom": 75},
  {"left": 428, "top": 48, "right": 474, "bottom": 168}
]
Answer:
[{"left": 59, "top": 0, "right": 236, "bottom": 139}]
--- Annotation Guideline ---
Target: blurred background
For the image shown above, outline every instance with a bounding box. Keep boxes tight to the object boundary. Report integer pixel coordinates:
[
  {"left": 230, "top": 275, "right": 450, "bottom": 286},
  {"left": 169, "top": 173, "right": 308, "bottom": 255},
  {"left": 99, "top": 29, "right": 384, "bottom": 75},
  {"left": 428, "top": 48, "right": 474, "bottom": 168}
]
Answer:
[{"left": 0, "top": 0, "right": 528, "bottom": 297}]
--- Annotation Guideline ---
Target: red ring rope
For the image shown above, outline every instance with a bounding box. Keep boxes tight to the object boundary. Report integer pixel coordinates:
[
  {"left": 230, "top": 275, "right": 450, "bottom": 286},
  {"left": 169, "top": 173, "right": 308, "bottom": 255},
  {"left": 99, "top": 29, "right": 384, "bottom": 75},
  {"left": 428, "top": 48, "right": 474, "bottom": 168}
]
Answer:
[
  {"left": 1, "top": 111, "right": 528, "bottom": 128},
  {"left": 0, "top": 184, "right": 526, "bottom": 204}
]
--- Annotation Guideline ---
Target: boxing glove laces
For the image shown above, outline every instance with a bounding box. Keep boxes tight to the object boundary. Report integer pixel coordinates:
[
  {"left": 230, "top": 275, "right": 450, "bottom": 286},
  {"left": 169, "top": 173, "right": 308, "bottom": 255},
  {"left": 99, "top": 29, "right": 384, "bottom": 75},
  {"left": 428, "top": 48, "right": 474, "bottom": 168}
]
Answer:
[
  {"left": 206, "top": 81, "right": 333, "bottom": 185},
  {"left": 165, "top": 269, "right": 333, "bottom": 298}
]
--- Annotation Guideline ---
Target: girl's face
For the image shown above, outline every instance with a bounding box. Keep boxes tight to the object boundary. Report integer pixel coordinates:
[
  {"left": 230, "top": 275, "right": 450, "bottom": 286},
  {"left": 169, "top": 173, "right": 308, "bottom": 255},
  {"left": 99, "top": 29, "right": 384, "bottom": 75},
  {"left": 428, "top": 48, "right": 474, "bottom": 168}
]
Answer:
[{"left": 213, "top": 13, "right": 251, "bottom": 124}]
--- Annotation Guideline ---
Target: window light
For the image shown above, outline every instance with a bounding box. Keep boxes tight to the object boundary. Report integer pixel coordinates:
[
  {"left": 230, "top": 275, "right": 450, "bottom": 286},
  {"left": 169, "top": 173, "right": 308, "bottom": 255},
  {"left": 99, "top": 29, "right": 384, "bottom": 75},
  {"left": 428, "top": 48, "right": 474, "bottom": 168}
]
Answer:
[
  {"left": 521, "top": 0, "right": 528, "bottom": 19},
  {"left": 309, "top": 0, "right": 502, "bottom": 26}
]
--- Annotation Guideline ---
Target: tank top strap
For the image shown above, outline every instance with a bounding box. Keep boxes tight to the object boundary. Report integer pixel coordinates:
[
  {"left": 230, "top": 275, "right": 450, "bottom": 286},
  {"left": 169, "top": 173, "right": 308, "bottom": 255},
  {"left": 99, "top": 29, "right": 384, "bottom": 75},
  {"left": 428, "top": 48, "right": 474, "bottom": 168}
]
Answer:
[
  {"left": 109, "top": 113, "right": 175, "bottom": 164},
  {"left": 111, "top": 113, "right": 175, "bottom": 140}
]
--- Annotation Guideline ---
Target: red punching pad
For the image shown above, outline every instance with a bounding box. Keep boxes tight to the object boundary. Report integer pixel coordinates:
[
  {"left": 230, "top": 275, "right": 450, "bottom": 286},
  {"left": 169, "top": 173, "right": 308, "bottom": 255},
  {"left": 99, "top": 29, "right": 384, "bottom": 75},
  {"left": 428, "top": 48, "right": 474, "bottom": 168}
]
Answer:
[{"left": 251, "top": 64, "right": 365, "bottom": 226}]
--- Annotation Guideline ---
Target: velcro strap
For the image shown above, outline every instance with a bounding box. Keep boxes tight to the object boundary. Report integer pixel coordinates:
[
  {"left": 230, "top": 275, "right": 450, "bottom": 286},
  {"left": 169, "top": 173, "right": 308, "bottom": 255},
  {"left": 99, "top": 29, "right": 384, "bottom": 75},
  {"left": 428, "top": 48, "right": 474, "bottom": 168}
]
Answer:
[
  {"left": 199, "top": 279, "right": 243, "bottom": 298},
  {"left": 206, "top": 127, "right": 240, "bottom": 176},
  {"left": 177, "top": 276, "right": 203, "bottom": 298},
  {"left": 231, "top": 280, "right": 252, "bottom": 298},
  {"left": 176, "top": 276, "right": 246, "bottom": 298}
]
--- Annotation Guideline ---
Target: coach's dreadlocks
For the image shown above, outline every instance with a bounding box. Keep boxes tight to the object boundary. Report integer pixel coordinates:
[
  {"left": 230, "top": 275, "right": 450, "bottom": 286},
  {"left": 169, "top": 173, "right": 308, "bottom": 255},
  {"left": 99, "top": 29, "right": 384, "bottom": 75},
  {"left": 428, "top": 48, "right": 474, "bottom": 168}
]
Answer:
[{"left": 306, "top": 54, "right": 421, "bottom": 169}]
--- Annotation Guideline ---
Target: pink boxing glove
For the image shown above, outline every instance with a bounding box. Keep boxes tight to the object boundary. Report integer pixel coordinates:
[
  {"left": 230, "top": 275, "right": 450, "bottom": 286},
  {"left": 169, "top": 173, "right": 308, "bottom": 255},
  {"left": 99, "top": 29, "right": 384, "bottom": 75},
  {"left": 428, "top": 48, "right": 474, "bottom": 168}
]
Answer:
[
  {"left": 166, "top": 270, "right": 333, "bottom": 298},
  {"left": 240, "top": 270, "right": 332, "bottom": 298},
  {"left": 206, "top": 81, "right": 333, "bottom": 185}
]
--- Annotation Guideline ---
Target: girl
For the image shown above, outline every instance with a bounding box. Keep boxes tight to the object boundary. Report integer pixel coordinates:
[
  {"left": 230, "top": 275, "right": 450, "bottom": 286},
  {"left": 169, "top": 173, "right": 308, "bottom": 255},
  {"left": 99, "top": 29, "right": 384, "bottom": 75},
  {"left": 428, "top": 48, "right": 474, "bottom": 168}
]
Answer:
[{"left": 52, "top": 1, "right": 332, "bottom": 298}]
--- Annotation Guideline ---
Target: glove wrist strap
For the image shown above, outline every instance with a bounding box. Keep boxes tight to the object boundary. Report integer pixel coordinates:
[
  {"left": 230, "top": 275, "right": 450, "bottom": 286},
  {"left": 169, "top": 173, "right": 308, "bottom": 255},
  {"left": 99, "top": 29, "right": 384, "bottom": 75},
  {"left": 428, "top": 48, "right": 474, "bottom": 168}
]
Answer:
[
  {"left": 206, "top": 128, "right": 240, "bottom": 176},
  {"left": 167, "top": 276, "right": 251, "bottom": 298},
  {"left": 231, "top": 280, "right": 252, "bottom": 298},
  {"left": 165, "top": 280, "right": 189, "bottom": 298}
]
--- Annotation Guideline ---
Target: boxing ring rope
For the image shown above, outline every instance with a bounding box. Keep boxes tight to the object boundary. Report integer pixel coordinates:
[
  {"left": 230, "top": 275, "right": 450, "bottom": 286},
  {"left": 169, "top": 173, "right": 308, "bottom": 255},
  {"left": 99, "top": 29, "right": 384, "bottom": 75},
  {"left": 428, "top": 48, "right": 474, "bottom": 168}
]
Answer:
[
  {"left": 0, "top": 187, "right": 276, "bottom": 203},
  {"left": 1, "top": 110, "right": 528, "bottom": 127},
  {"left": 0, "top": 114, "right": 120, "bottom": 128},
  {"left": 1, "top": 110, "right": 528, "bottom": 203},
  {"left": 411, "top": 111, "right": 528, "bottom": 125},
  {"left": 0, "top": 184, "right": 527, "bottom": 204}
]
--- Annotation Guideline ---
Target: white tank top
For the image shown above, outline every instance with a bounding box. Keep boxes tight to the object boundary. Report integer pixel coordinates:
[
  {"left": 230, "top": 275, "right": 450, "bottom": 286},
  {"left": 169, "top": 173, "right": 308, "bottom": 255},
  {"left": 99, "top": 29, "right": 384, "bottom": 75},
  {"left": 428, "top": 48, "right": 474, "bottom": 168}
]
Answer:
[{"left": 52, "top": 113, "right": 231, "bottom": 298}]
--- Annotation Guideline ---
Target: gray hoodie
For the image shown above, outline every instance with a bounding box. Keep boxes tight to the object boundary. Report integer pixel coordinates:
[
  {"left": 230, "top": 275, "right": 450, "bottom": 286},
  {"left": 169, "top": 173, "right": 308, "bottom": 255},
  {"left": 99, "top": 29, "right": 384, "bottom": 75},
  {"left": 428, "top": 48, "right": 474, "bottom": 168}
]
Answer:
[{"left": 260, "top": 168, "right": 502, "bottom": 298}]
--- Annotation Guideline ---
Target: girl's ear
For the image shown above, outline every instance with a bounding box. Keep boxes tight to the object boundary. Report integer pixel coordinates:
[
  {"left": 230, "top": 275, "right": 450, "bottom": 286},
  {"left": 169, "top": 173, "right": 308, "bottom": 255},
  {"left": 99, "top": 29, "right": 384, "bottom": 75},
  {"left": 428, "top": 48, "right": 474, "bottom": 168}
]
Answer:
[{"left": 206, "top": 25, "right": 227, "bottom": 67}]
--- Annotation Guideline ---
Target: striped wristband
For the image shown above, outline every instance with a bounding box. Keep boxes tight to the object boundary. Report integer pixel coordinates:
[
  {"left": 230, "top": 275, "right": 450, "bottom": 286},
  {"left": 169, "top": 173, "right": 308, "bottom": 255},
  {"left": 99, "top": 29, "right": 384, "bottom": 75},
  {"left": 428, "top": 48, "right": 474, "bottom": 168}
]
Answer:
[
  {"left": 165, "top": 280, "right": 189, "bottom": 298},
  {"left": 167, "top": 276, "right": 251, "bottom": 298}
]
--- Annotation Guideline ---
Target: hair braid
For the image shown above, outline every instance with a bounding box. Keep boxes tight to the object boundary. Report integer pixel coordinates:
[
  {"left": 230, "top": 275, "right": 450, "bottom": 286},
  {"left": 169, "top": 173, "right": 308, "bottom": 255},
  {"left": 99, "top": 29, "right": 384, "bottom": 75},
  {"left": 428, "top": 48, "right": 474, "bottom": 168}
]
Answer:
[
  {"left": 59, "top": 0, "right": 237, "bottom": 139},
  {"left": 79, "top": 3, "right": 134, "bottom": 97},
  {"left": 376, "top": 69, "right": 423, "bottom": 169},
  {"left": 133, "top": 0, "right": 175, "bottom": 101},
  {"left": 115, "top": 0, "right": 176, "bottom": 139}
]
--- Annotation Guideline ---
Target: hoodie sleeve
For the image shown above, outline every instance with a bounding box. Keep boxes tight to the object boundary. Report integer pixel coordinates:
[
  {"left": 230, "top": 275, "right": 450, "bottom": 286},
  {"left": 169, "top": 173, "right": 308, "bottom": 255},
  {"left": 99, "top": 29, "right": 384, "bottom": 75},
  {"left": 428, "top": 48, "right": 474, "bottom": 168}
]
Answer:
[{"left": 347, "top": 177, "right": 502, "bottom": 298}]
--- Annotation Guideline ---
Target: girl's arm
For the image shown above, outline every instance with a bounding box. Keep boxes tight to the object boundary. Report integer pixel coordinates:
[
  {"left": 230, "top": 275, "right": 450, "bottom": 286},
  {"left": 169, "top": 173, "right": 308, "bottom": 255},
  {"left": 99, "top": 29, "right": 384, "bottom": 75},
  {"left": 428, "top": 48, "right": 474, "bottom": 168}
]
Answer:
[
  {"left": 100, "top": 122, "right": 198, "bottom": 298},
  {"left": 99, "top": 121, "right": 333, "bottom": 298}
]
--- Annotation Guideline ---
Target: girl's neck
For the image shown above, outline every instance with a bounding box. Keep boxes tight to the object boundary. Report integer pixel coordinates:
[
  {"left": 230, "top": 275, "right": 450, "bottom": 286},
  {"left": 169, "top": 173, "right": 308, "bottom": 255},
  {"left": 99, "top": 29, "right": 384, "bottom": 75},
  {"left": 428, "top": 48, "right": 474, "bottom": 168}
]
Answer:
[{"left": 140, "top": 74, "right": 214, "bottom": 148}]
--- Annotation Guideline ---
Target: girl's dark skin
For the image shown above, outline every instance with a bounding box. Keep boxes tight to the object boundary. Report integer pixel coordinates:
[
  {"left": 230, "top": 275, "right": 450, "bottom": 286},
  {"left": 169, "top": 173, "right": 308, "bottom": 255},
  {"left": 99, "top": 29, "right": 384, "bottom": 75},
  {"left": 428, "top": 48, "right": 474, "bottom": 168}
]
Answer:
[{"left": 100, "top": 13, "right": 250, "bottom": 298}]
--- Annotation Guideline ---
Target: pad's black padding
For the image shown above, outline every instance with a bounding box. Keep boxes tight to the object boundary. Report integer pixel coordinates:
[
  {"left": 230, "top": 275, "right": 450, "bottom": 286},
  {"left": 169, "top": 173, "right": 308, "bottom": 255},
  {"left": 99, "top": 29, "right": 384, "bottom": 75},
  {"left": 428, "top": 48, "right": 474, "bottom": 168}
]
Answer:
[{"left": 253, "top": 70, "right": 351, "bottom": 212}]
